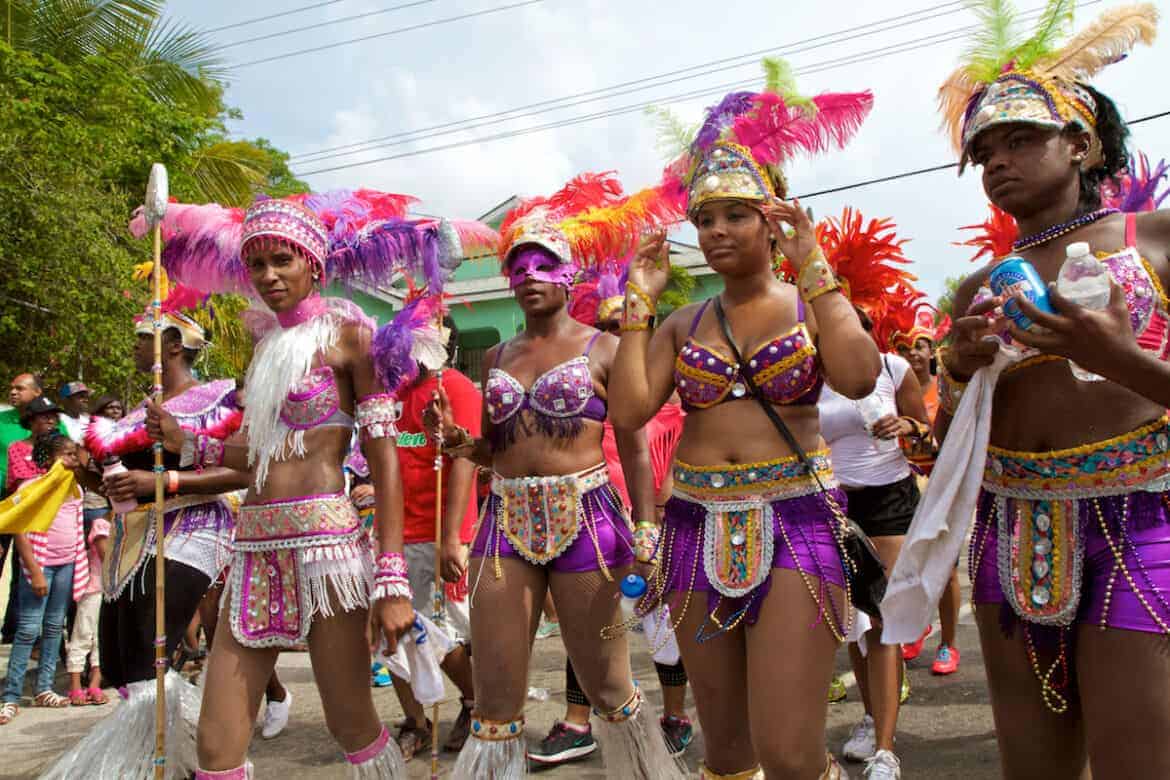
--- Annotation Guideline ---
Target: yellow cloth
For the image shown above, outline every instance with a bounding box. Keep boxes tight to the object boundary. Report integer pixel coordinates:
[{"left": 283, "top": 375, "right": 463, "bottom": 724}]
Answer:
[{"left": 0, "top": 461, "right": 81, "bottom": 534}]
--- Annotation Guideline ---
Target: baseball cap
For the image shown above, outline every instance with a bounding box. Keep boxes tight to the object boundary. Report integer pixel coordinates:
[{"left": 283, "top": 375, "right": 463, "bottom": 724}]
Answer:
[
  {"left": 20, "top": 395, "right": 62, "bottom": 426},
  {"left": 59, "top": 381, "right": 90, "bottom": 399}
]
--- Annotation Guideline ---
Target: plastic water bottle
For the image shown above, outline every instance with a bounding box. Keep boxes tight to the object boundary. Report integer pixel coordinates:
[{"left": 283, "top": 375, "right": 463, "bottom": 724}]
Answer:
[
  {"left": 102, "top": 458, "right": 139, "bottom": 515},
  {"left": 855, "top": 394, "right": 899, "bottom": 453},
  {"left": 1057, "top": 241, "right": 1111, "bottom": 382},
  {"left": 619, "top": 574, "right": 647, "bottom": 620}
]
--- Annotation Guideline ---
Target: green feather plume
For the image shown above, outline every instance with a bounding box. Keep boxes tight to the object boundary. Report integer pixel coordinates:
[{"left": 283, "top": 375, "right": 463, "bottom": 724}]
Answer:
[
  {"left": 761, "top": 57, "right": 815, "bottom": 113},
  {"left": 1014, "top": 0, "right": 1076, "bottom": 70},
  {"left": 646, "top": 105, "right": 697, "bottom": 160}
]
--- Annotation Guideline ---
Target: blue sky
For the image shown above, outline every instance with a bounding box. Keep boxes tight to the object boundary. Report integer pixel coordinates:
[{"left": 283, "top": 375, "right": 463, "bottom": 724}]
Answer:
[{"left": 171, "top": 0, "right": 1170, "bottom": 300}]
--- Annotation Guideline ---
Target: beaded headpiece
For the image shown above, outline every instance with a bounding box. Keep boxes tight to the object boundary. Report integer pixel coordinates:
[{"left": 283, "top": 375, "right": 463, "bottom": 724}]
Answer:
[
  {"left": 940, "top": 1, "right": 1158, "bottom": 173},
  {"left": 654, "top": 57, "right": 872, "bottom": 220},
  {"left": 240, "top": 199, "right": 330, "bottom": 279},
  {"left": 497, "top": 171, "right": 682, "bottom": 272},
  {"left": 881, "top": 301, "right": 951, "bottom": 353}
]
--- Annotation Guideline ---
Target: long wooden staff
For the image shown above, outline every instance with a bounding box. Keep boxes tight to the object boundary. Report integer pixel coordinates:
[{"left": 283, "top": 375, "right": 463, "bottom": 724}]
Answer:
[
  {"left": 144, "top": 163, "right": 170, "bottom": 779},
  {"left": 431, "top": 348, "right": 444, "bottom": 779}
]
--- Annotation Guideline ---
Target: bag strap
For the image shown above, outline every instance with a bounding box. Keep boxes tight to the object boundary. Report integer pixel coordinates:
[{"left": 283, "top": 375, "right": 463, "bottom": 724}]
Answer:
[{"left": 712, "top": 296, "right": 831, "bottom": 494}]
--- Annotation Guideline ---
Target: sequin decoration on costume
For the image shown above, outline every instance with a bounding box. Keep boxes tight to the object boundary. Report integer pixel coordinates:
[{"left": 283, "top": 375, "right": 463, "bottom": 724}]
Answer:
[
  {"left": 1099, "top": 247, "right": 1167, "bottom": 344},
  {"left": 234, "top": 493, "right": 363, "bottom": 547},
  {"left": 486, "top": 357, "right": 595, "bottom": 423},
  {"left": 672, "top": 452, "right": 833, "bottom": 497},
  {"left": 999, "top": 496, "right": 1083, "bottom": 626},
  {"left": 492, "top": 469, "right": 612, "bottom": 565},
  {"left": 984, "top": 417, "right": 1170, "bottom": 500},
  {"left": 469, "top": 715, "right": 526, "bottom": 741},
  {"left": 279, "top": 367, "right": 343, "bottom": 430},
  {"left": 237, "top": 547, "right": 306, "bottom": 646},
  {"left": 702, "top": 499, "right": 774, "bottom": 598}
]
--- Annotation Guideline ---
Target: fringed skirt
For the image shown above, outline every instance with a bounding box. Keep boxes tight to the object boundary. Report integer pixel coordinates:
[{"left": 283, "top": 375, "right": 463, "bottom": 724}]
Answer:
[{"left": 227, "top": 493, "right": 372, "bottom": 649}]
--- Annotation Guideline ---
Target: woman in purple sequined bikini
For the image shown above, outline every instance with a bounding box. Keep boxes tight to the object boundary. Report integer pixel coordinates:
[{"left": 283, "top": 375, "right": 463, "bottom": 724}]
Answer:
[
  {"left": 428, "top": 172, "right": 686, "bottom": 779},
  {"left": 909, "top": 5, "right": 1170, "bottom": 778},
  {"left": 610, "top": 63, "right": 879, "bottom": 779}
]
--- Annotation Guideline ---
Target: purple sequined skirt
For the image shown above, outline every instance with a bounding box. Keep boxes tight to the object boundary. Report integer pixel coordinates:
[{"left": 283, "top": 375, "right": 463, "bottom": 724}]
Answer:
[
  {"left": 972, "top": 418, "right": 1170, "bottom": 635},
  {"left": 660, "top": 455, "right": 847, "bottom": 628},
  {"left": 472, "top": 466, "right": 633, "bottom": 574}
]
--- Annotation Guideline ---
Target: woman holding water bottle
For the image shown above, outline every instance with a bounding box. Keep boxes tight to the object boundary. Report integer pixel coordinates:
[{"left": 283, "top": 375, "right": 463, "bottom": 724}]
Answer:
[
  {"left": 819, "top": 305, "right": 928, "bottom": 774},
  {"left": 931, "top": 4, "right": 1170, "bottom": 777}
]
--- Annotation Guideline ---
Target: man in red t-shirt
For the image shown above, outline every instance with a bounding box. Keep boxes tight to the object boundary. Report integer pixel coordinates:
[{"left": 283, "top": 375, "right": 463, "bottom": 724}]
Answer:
[{"left": 385, "top": 318, "right": 480, "bottom": 760}]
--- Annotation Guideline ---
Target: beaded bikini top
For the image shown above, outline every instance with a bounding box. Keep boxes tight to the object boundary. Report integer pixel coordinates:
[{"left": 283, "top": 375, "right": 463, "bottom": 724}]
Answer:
[
  {"left": 673, "top": 298, "right": 822, "bottom": 410},
  {"left": 996, "top": 214, "right": 1170, "bottom": 373},
  {"left": 280, "top": 366, "right": 354, "bottom": 431},
  {"left": 485, "top": 332, "right": 607, "bottom": 448}
]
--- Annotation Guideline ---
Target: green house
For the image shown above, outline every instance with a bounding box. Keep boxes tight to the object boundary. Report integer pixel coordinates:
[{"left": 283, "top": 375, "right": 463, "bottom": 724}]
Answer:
[{"left": 341, "top": 197, "right": 721, "bottom": 381}]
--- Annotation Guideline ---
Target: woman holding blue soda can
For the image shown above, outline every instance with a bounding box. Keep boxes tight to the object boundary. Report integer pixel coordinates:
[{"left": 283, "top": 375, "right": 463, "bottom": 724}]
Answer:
[{"left": 928, "top": 5, "right": 1170, "bottom": 779}]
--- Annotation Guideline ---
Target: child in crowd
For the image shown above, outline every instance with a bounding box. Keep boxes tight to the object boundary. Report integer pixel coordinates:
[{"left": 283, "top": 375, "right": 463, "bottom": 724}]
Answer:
[
  {"left": 66, "top": 502, "right": 110, "bottom": 706},
  {"left": 1, "top": 432, "right": 89, "bottom": 723}
]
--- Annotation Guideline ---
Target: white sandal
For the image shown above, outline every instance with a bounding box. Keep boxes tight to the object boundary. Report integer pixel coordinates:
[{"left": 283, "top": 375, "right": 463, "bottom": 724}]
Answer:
[
  {"left": 0, "top": 702, "right": 18, "bottom": 724},
  {"left": 34, "top": 690, "right": 70, "bottom": 708}
]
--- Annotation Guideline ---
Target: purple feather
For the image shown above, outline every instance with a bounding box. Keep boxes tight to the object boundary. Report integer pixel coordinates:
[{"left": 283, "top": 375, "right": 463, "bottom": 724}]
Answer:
[
  {"left": 370, "top": 295, "right": 442, "bottom": 394},
  {"left": 693, "top": 91, "right": 756, "bottom": 152}
]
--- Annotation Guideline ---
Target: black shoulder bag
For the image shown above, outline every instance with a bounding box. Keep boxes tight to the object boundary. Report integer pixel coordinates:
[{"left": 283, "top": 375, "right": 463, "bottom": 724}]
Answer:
[{"left": 712, "top": 296, "right": 887, "bottom": 618}]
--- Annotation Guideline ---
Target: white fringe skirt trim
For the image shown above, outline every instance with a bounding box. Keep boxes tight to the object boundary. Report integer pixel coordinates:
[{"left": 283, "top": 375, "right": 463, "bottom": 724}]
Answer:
[
  {"left": 40, "top": 670, "right": 200, "bottom": 780},
  {"left": 594, "top": 687, "right": 689, "bottom": 780},
  {"left": 345, "top": 724, "right": 407, "bottom": 779}
]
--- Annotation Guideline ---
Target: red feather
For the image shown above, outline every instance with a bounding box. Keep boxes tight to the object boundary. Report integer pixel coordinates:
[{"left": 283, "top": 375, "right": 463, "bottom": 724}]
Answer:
[{"left": 955, "top": 205, "right": 1019, "bottom": 264}]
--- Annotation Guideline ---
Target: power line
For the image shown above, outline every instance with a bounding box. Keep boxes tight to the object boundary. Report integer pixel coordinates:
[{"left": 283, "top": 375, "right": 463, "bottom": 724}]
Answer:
[
  {"left": 221, "top": 0, "right": 439, "bottom": 49},
  {"left": 233, "top": 0, "right": 543, "bottom": 68},
  {"left": 289, "top": 0, "right": 968, "bottom": 161},
  {"left": 205, "top": 0, "right": 351, "bottom": 34},
  {"left": 794, "top": 110, "right": 1170, "bottom": 199},
  {"left": 291, "top": 0, "right": 1100, "bottom": 176},
  {"left": 292, "top": 22, "right": 986, "bottom": 176}
]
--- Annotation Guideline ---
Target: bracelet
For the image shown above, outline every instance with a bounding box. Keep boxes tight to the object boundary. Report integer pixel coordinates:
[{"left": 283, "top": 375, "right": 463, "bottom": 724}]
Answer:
[
  {"left": 356, "top": 394, "right": 400, "bottom": 440},
  {"left": 632, "top": 522, "right": 660, "bottom": 564},
  {"left": 796, "top": 246, "right": 841, "bottom": 304},
  {"left": 620, "top": 281, "right": 656, "bottom": 332},
  {"left": 935, "top": 346, "right": 969, "bottom": 417},
  {"left": 441, "top": 425, "right": 476, "bottom": 458},
  {"left": 166, "top": 470, "right": 180, "bottom": 495},
  {"left": 899, "top": 417, "right": 929, "bottom": 440},
  {"left": 371, "top": 551, "right": 413, "bottom": 601}
]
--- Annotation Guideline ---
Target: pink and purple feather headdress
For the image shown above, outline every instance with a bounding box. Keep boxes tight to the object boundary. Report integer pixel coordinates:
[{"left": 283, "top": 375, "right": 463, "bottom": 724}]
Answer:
[
  {"left": 129, "top": 189, "right": 496, "bottom": 298},
  {"left": 654, "top": 57, "right": 872, "bottom": 219}
]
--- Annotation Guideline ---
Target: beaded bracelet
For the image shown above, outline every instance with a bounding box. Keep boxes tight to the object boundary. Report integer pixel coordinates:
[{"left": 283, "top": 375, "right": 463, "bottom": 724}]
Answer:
[
  {"left": 796, "top": 247, "right": 840, "bottom": 304},
  {"left": 356, "top": 394, "right": 400, "bottom": 440},
  {"left": 621, "top": 281, "right": 656, "bottom": 332},
  {"left": 935, "top": 346, "right": 969, "bottom": 417},
  {"left": 632, "top": 522, "right": 660, "bottom": 564},
  {"left": 371, "top": 551, "right": 413, "bottom": 601}
]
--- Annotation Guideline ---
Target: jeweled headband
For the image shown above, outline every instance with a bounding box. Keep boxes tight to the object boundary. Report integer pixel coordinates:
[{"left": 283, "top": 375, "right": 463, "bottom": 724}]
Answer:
[
  {"left": 240, "top": 199, "right": 330, "bottom": 279},
  {"left": 134, "top": 311, "right": 208, "bottom": 351}
]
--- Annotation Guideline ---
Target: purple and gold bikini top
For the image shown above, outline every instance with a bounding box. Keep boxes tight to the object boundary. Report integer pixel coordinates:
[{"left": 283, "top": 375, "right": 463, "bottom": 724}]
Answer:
[
  {"left": 281, "top": 366, "right": 355, "bottom": 431},
  {"left": 485, "top": 332, "right": 607, "bottom": 448},
  {"left": 674, "top": 298, "right": 822, "bottom": 411}
]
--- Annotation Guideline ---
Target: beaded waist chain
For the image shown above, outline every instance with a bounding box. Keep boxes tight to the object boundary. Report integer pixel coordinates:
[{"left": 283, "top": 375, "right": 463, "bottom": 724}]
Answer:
[
  {"left": 983, "top": 416, "right": 1170, "bottom": 500},
  {"left": 673, "top": 451, "right": 835, "bottom": 503}
]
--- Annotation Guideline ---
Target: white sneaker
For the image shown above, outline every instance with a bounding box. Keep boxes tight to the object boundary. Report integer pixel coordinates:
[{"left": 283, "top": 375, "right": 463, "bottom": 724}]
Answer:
[
  {"left": 259, "top": 691, "right": 291, "bottom": 739},
  {"left": 842, "top": 714, "right": 876, "bottom": 762},
  {"left": 863, "top": 749, "right": 901, "bottom": 780}
]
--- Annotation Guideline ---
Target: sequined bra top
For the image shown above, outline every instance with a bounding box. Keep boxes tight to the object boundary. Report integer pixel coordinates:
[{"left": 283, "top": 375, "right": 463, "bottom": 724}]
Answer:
[
  {"left": 281, "top": 366, "right": 354, "bottom": 431},
  {"left": 485, "top": 332, "right": 608, "bottom": 449},
  {"left": 997, "top": 213, "right": 1170, "bottom": 374},
  {"left": 674, "top": 298, "right": 822, "bottom": 410}
]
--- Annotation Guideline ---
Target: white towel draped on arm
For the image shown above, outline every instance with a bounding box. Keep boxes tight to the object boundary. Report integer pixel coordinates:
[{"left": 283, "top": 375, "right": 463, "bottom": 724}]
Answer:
[{"left": 880, "top": 350, "right": 1013, "bottom": 644}]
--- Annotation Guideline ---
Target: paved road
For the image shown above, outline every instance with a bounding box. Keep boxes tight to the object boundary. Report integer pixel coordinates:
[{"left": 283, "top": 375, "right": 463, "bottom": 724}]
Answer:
[{"left": 4, "top": 579, "right": 1000, "bottom": 778}]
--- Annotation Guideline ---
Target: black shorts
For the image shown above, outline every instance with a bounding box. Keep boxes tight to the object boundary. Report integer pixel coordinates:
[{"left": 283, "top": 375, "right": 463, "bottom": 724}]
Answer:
[{"left": 844, "top": 474, "right": 920, "bottom": 538}]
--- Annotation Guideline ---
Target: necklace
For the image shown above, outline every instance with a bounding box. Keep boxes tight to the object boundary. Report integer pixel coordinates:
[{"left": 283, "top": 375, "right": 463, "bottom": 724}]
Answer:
[{"left": 1012, "top": 208, "right": 1118, "bottom": 253}]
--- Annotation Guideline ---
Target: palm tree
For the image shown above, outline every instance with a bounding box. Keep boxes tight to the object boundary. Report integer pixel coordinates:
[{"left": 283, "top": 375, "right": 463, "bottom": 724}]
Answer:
[{"left": 2, "top": 0, "right": 267, "bottom": 206}]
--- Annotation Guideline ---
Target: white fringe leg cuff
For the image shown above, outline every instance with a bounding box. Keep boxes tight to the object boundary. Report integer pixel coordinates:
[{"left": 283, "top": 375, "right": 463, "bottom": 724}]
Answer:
[
  {"left": 594, "top": 687, "right": 688, "bottom": 780},
  {"left": 40, "top": 670, "right": 201, "bottom": 779},
  {"left": 345, "top": 725, "right": 407, "bottom": 779},
  {"left": 451, "top": 714, "right": 527, "bottom": 779}
]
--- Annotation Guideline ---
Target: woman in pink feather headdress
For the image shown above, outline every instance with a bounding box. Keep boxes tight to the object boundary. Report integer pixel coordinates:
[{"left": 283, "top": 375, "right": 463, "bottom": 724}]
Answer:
[
  {"left": 610, "top": 58, "right": 879, "bottom": 780},
  {"left": 137, "top": 190, "right": 496, "bottom": 779}
]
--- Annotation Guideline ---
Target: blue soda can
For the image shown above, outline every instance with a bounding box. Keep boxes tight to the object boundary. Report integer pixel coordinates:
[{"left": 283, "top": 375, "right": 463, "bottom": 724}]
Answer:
[{"left": 989, "top": 257, "right": 1055, "bottom": 331}]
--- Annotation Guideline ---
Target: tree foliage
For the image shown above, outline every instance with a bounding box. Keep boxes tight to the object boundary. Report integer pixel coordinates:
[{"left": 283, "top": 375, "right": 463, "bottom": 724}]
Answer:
[
  {"left": 0, "top": 38, "right": 306, "bottom": 399},
  {"left": 936, "top": 275, "right": 966, "bottom": 319}
]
